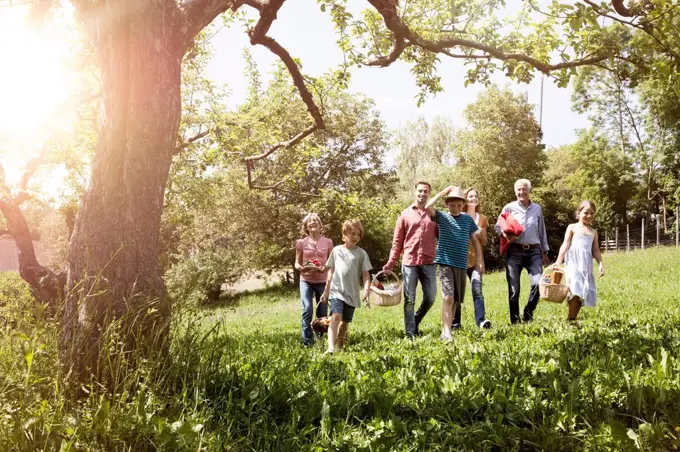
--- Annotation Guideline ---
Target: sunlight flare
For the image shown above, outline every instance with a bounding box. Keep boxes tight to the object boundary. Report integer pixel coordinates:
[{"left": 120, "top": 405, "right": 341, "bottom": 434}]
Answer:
[{"left": 0, "top": 6, "right": 77, "bottom": 145}]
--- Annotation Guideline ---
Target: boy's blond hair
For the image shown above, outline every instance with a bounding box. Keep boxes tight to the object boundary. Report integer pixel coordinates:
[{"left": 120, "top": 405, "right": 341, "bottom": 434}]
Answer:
[{"left": 342, "top": 219, "right": 364, "bottom": 239}]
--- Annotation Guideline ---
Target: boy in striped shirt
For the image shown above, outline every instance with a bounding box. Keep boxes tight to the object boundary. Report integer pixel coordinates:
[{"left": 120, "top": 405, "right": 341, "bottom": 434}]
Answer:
[{"left": 426, "top": 186, "right": 485, "bottom": 342}]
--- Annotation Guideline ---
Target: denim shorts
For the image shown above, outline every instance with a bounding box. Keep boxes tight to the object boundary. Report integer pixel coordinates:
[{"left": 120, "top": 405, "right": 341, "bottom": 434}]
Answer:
[
  {"left": 439, "top": 265, "right": 467, "bottom": 303},
  {"left": 330, "top": 298, "right": 356, "bottom": 323}
]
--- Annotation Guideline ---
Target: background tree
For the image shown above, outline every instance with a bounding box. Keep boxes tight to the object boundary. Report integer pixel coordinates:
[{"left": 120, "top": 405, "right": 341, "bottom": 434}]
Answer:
[
  {"left": 542, "top": 129, "right": 636, "bottom": 231},
  {"left": 391, "top": 86, "right": 544, "bottom": 267},
  {"left": 637, "top": 77, "right": 680, "bottom": 229},
  {"left": 163, "top": 57, "right": 395, "bottom": 305},
  {"left": 393, "top": 116, "right": 456, "bottom": 197},
  {"left": 453, "top": 86, "right": 545, "bottom": 217}
]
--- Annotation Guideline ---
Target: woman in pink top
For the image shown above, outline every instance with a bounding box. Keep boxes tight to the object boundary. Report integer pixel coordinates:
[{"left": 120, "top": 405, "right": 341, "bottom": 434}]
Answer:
[{"left": 295, "top": 213, "right": 334, "bottom": 346}]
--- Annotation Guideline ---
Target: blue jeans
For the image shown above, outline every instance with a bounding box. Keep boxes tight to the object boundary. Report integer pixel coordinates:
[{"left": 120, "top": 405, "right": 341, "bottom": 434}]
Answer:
[
  {"left": 452, "top": 267, "right": 486, "bottom": 327},
  {"left": 505, "top": 246, "right": 543, "bottom": 324},
  {"left": 300, "top": 281, "right": 328, "bottom": 345},
  {"left": 402, "top": 264, "right": 437, "bottom": 337}
]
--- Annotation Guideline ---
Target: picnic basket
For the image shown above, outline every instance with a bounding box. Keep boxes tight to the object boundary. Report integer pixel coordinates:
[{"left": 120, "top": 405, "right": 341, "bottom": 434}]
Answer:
[
  {"left": 369, "top": 270, "right": 402, "bottom": 307},
  {"left": 311, "top": 316, "right": 331, "bottom": 334},
  {"left": 539, "top": 267, "right": 569, "bottom": 303}
]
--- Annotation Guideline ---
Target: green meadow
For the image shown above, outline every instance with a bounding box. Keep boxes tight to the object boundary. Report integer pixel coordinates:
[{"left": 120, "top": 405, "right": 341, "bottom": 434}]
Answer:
[{"left": 2, "top": 247, "right": 680, "bottom": 450}]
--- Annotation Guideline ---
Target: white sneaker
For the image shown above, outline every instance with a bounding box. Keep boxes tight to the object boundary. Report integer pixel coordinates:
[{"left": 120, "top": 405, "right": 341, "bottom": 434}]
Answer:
[
  {"left": 480, "top": 319, "right": 492, "bottom": 329},
  {"left": 323, "top": 348, "right": 335, "bottom": 355},
  {"left": 439, "top": 332, "right": 453, "bottom": 342}
]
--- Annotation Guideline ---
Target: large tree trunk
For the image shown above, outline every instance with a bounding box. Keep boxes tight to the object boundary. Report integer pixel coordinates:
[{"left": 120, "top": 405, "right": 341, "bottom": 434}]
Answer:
[{"left": 60, "top": 3, "right": 183, "bottom": 380}]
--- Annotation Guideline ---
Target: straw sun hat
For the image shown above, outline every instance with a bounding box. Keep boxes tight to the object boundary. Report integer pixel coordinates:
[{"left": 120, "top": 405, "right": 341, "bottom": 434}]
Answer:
[{"left": 443, "top": 186, "right": 466, "bottom": 202}]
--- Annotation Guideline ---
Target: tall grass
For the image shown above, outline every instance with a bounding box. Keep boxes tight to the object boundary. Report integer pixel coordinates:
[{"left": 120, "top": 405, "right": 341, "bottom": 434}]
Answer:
[{"left": 2, "top": 248, "right": 680, "bottom": 450}]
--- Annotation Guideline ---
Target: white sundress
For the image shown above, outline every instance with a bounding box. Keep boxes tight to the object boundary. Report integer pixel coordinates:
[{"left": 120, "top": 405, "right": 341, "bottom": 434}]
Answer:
[{"left": 565, "top": 229, "right": 597, "bottom": 307}]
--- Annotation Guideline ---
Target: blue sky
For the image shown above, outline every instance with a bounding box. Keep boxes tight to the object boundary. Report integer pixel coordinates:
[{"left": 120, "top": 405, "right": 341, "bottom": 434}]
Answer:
[{"left": 205, "top": 0, "right": 591, "bottom": 151}]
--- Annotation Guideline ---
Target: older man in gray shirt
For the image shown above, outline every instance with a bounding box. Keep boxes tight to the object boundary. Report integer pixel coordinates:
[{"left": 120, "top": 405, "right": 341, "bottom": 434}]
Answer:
[{"left": 495, "top": 179, "right": 549, "bottom": 324}]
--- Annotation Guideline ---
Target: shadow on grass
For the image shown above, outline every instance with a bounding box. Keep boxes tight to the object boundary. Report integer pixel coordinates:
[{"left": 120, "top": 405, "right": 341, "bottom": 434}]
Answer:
[{"left": 200, "top": 282, "right": 299, "bottom": 310}]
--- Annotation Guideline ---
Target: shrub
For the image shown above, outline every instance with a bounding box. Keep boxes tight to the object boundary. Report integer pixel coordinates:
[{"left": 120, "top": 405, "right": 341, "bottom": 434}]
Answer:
[{"left": 165, "top": 247, "right": 244, "bottom": 307}]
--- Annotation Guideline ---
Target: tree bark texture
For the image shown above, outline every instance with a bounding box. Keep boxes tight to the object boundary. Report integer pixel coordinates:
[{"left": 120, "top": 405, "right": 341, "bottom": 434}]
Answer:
[{"left": 61, "top": 1, "right": 184, "bottom": 378}]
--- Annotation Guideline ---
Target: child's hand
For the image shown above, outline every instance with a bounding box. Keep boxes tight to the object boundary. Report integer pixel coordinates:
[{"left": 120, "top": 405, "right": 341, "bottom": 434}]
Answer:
[
  {"left": 362, "top": 289, "right": 370, "bottom": 308},
  {"left": 599, "top": 262, "right": 605, "bottom": 277},
  {"left": 476, "top": 262, "right": 485, "bottom": 275},
  {"left": 320, "top": 292, "right": 329, "bottom": 304}
]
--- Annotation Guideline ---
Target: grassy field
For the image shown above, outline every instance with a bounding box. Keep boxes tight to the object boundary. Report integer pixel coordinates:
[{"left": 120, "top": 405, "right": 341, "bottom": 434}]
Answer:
[{"left": 2, "top": 247, "right": 680, "bottom": 450}]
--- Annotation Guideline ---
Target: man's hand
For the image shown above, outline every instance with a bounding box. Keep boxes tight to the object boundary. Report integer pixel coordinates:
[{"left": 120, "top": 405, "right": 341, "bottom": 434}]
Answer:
[
  {"left": 542, "top": 252, "right": 550, "bottom": 267},
  {"left": 599, "top": 262, "right": 605, "bottom": 277},
  {"left": 503, "top": 232, "right": 518, "bottom": 243},
  {"left": 320, "top": 291, "right": 329, "bottom": 304},
  {"left": 382, "top": 263, "right": 393, "bottom": 272}
]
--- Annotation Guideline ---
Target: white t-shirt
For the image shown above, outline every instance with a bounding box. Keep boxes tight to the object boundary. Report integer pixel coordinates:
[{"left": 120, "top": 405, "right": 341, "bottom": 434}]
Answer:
[{"left": 326, "top": 245, "right": 373, "bottom": 307}]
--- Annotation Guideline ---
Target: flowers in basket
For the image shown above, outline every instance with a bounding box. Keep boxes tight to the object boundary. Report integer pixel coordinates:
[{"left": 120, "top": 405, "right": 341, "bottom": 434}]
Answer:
[
  {"left": 303, "top": 259, "right": 322, "bottom": 268},
  {"left": 311, "top": 316, "right": 331, "bottom": 334},
  {"left": 369, "top": 271, "right": 402, "bottom": 306},
  {"left": 372, "top": 281, "right": 399, "bottom": 296}
]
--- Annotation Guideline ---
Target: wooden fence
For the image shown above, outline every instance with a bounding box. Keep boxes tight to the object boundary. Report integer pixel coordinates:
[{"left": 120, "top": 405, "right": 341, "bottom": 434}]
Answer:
[{"left": 600, "top": 206, "right": 680, "bottom": 252}]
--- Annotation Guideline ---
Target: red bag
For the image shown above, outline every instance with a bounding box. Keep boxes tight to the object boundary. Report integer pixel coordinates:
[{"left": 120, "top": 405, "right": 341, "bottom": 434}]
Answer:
[{"left": 497, "top": 212, "right": 524, "bottom": 255}]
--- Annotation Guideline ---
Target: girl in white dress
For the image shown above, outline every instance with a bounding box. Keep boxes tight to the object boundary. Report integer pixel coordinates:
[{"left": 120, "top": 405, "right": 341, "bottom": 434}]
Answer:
[{"left": 554, "top": 200, "right": 605, "bottom": 322}]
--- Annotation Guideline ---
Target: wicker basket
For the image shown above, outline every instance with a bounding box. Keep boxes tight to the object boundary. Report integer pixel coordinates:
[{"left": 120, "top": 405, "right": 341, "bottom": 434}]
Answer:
[
  {"left": 311, "top": 316, "right": 331, "bottom": 334},
  {"left": 539, "top": 268, "right": 569, "bottom": 303},
  {"left": 369, "top": 270, "right": 402, "bottom": 307}
]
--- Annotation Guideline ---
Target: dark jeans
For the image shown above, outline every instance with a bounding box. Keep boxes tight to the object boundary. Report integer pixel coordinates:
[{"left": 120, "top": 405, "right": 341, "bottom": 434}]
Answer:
[
  {"left": 506, "top": 246, "right": 543, "bottom": 324},
  {"left": 452, "top": 267, "right": 486, "bottom": 328},
  {"left": 402, "top": 264, "right": 437, "bottom": 337},
  {"left": 300, "top": 280, "right": 328, "bottom": 345}
]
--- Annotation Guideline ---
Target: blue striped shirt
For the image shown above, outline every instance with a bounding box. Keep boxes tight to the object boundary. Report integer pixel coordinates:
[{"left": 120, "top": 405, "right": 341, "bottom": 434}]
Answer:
[{"left": 433, "top": 211, "right": 478, "bottom": 268}]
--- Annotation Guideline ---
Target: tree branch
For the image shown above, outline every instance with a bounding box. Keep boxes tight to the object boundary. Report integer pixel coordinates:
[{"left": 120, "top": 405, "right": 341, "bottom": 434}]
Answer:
[
  {"left": 175, "top": 129, "right": 211, "bottom": 155},
  {"left": 180, "top": 0, "right": 245, "bottom": 51},
  {"left": 441, "top": 51, "right": 493, "bottom": 59},
  {"left": 0, "top": 198, "right": 64, "bottom": 305},
  {"left": 367, "top": 0, "right": 608, "bottom": 74},
  {"left": 245, "top": 161, "right": 320, "bottom": 197},
  {"left": 248, "top": 32, "right": 324, "bottom": 130},
  {"left": 611, "top": 0, "right": 644, "bottom": 17},
  {"left": 583, "top": 0, "right": 679, "bottom": 62},
  {"left": 366, "top": 35, "right": 409, "bottom": 67},
  {"left": 234, "top": 0, "right": 326, "bottom": 195},
  {"left": 20, "top": 155, "right": 46, "bottom": 193},
  {"left": 243, "top": 125, "right": 318, "bottom": 162}
]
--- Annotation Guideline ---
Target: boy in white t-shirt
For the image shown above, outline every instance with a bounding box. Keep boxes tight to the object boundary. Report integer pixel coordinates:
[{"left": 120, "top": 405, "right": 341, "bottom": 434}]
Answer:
[{"left": 321, "top": 219, "right": 373, "bottom": 354}]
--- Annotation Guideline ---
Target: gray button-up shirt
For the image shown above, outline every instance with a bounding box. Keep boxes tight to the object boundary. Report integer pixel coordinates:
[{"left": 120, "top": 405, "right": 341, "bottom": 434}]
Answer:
[{"left": 495, "top": 201, "right": 549, "bottom": 252}]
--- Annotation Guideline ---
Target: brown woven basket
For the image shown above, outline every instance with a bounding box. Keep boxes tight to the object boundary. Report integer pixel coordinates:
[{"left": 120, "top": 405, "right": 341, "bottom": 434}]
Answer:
[
  {"left": 539, "top": 268, "right": 568, "bottom": 303},
  {"left": 539, "top": 282, "right": 569, "bottom": 303},
  {"left": 369, "top": 270, "right": 402, "bottom": 307}
]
